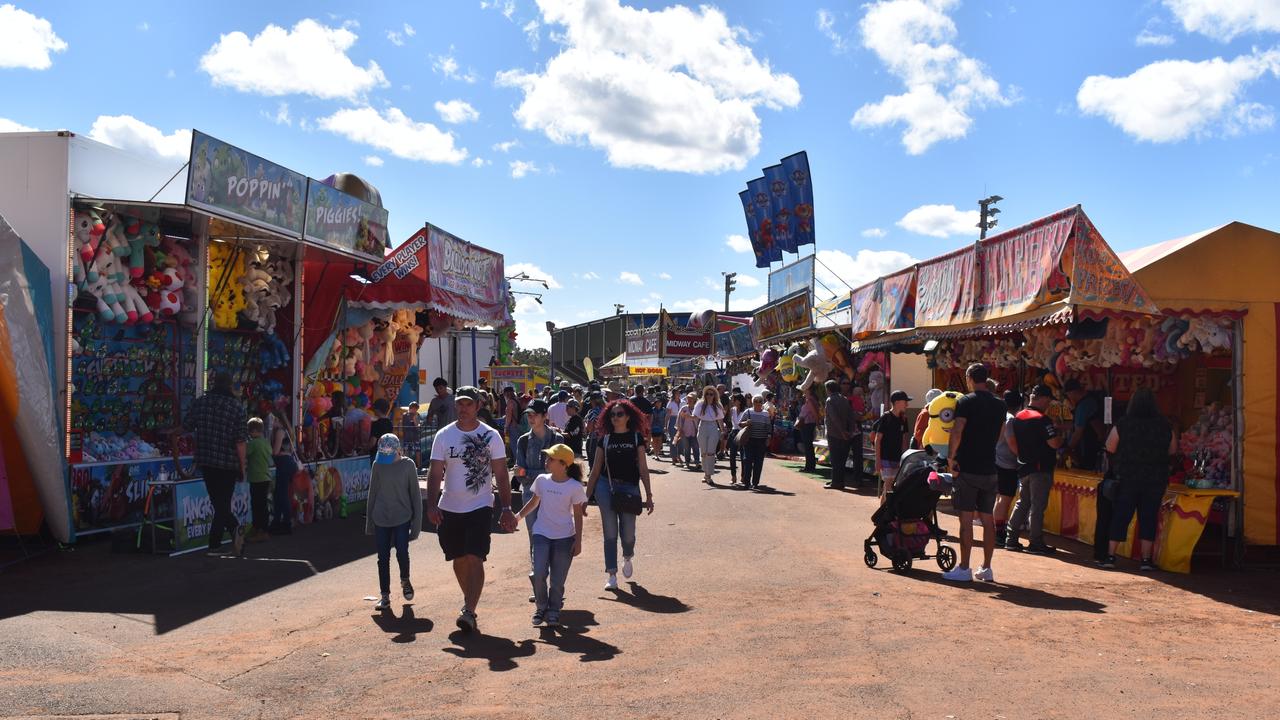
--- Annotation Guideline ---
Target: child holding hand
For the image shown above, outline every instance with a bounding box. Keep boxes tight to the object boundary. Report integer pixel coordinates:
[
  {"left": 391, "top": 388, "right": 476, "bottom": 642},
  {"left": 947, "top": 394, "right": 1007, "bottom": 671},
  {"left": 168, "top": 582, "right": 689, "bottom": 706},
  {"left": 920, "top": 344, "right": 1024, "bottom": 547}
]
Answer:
[{"left": 515, "top": 444, "right": 586, "bottom": 628}]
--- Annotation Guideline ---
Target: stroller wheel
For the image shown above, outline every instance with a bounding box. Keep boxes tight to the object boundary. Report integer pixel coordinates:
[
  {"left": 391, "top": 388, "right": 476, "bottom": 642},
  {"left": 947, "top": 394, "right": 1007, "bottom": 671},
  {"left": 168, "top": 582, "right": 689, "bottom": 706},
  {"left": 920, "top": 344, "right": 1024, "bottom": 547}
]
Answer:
[
  {"left": 936, "top": 545, "right": 957, "bottom": 571},
  {"left": 891, "top": 554, "right": 912, "bottom": 572},
  {"left": 863, "top": 550, "right": 878, "bottom": 568}
]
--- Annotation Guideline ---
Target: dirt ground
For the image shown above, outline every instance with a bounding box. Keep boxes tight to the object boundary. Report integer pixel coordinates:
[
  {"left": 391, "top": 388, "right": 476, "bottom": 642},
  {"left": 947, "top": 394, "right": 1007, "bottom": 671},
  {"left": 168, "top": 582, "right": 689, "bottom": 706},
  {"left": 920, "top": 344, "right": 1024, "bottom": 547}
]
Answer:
[{"left": 2, "top": 454, "right": 1278, "bottom": 720}]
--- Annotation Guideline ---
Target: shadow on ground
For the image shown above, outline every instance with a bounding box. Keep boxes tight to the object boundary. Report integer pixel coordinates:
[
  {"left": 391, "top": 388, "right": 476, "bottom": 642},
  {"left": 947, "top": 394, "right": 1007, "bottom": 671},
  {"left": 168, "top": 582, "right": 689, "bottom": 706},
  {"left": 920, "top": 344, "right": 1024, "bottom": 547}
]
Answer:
[
  {"left": 373, "top": 604, "right": 435, "bottom": 643},
  {"left": 603, "top": 581, "right": 692, "bottom": 614}
]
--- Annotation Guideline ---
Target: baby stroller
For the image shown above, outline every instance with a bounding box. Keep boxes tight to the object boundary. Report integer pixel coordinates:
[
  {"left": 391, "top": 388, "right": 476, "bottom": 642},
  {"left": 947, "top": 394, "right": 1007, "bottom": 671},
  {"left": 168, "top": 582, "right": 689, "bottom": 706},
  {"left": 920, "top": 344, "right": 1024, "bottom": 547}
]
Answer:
[{"left": 863, "top": 449, "right": 957, "bottom": 573}]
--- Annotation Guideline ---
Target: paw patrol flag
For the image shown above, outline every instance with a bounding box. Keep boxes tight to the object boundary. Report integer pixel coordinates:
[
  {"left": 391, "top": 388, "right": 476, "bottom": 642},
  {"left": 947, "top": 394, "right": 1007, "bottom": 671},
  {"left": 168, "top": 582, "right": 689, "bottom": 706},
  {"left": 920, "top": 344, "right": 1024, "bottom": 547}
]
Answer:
[
  {"left": 762, "top": 164, "right": 796, "bottom": 255},
  {"left": 746, "top": 176, "right": 782, "bottom": 268},
  {"left": 780, "top": 151, "right": 814, "bottom": 250}
]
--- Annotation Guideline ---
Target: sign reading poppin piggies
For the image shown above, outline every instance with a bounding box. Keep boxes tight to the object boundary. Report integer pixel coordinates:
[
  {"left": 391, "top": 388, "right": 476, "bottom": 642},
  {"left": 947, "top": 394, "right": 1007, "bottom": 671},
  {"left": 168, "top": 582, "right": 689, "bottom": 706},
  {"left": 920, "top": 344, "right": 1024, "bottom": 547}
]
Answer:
[
  {"left": 304, "top": 179, "right": 390, "bottom": 262},
  {"left": 186, "top": 130, "right": 307, "bottom": 237}
]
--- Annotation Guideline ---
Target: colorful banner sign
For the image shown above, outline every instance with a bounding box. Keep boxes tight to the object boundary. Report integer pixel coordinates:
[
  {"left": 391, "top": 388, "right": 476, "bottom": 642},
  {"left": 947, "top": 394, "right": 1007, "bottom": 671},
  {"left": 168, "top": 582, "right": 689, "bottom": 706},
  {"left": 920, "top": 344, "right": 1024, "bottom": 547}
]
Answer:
[
  {"left": 366, "top": 226, "right": 510, "bottom": 326},
  {"left": 1067, "top": 212, "right": 1158, "bottom": 313},
  {"left": 186, "top": 130, "right": 307, "bottom": 237},
  {"left": 304, "top": 179, "right": 390, "bottom": 262},
  {"left": 780, "top": 151, "right": 815, "bottom": 250},
  {"left": 626, "top": 327, "right": 661, "bottom": 359},
  {"left": 662, "top": 327, "right": 714, "bottom": 357},
  {"left": 738, "top": 189, "right": 759, "bottom": 257},
  {"left": 490, "top": 365, "right": 537, "bottom": 382},
  {"left": 915, "top": 246, "right": 978, "bottom": 327},
  {"left": 70, "top": 457, "right": 195, "bottom": 535},
  {"left": 715, "top": 323, "right": 755, "bottom": 357},
  {"left": 629, "top": 366, "right": 668, "bottom": 376},
  {"left": 977, "top": 208, "right": 1075, "bottom": 319},
  {"left": 762, "top": 163, "right": 796, "bottom": 254},
  {"left": 751, "top": 291, "right": 812, "bottom": 345},
  {"left": 768, "top": 255, "right": 815, "bottom": 302},
  {"left": 173, "top": 477, "right": 251, "bottom": 553},
  {"left": 850, "top": 268, "right": 917, "bottom": 337},
  {"left": 746, "top": 176, "right": 782, "bottom": 268}
]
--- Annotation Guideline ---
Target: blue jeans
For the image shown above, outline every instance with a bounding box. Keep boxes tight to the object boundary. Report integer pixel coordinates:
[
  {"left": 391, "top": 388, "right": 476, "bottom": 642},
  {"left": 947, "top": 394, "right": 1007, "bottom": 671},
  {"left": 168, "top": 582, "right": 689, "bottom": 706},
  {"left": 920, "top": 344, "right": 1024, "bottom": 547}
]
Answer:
[
  {"left": 595, "top": 480, "right": 637, "bottom": 574},
  {"left": 678, "top": 435, "right": 698, "bottom": 464},
  {"left": 531, "top": 534, "right": 575, "bottom": 614},
  {"left": 271, "top": 455, "right": 297, "bottom": 528},
  {"left": 522, "top": 486, "right": 540, "bottom": 573},
  {"left": 374, "top": 521, "right": 411, "bottom": 596}
]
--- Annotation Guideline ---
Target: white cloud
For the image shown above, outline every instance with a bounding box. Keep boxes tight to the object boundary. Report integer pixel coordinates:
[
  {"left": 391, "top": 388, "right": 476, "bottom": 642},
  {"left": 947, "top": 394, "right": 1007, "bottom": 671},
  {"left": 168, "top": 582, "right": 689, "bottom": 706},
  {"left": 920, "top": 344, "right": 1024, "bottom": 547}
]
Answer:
[
  {"left": 657, "top": 272, "right": 672, "bottom": 280},
  {"left": 668, "top": 297, "right": 717, "bottom": 312},
  {"left": 896, "top": 203, "right": 977, "bottom": 238},
  {"left": 88, "top": 115, "right": 192, "bottom": 161},
  {"left": 523, "top": 20, "right": 541, "bottom": 50},
  {"left": 619, "top": 271, "right": 644, "bottom": 286},
  {"left": 648, "top": 292, "right": 663, "bottom": 300},
  {"left": 1077, "top": 48, "right": 1280, "bottom": 142},
  {"left": 510, "top": 160, "right": 541, "bottom": 178},
  {"left": 815, "top": 248, "right": 916, "bottom": 291},
  {"left": 1135, "top": 19, "right": 1176, "bottom": 46},
  {"left": 861, "top": 227, "right": 888, "bottom": 238},
  {"left": 435, "top": 99, "right": 480, "bottom": 124},
  {"left": 702, "top": 276, "right": 720, "bottom": 290},
  {"left": 493, "top": 139, "right": 521, "bottom": 153},
  {"left": 736, "top": 274, "right": 761, "bottom": 287},
  {"left": 514, "top": 294, "right": 546, "bottom": 317},
  {"left": 363, "top": 155, "right": 384, "bottom": 167},
  {"left": 1164, "top": 0, "right": 1280, "bottom": 42},
  {"left": 200, "top": 19, "right": 387, "bottom": 100},
  {"left": 265, "top": 101, "right": 292, "bottom": 126},
  {"left": 497, "top": 0, "right": 800, "bottom": 173},
  {"left": 318, "top": 106, "right": 468, "bottom": 164},
  {"left": 816, "top": 9, "right": 847, "bottom": 53},
  {"left": 851, "top": 0, "right": 1010, "bottom": 155},
  {"left": 432, "top": 50, "right": 478, "bottom": 83},
  {"left": 387, "top": 22, "right": 416, "bottom": 46},
  {"left": 482, "top": 0, "right": 518, "bottom": 20},
  {"left": 0, "top": 4, "right": 67, "bottom": 70},
  {"left": 507, "top": 262, "right": 563, "bottom": 289},
  {"left": 138, "top": 21, "right": 150, "bottom": 32},
  {"left": 471, "top": 157, "right": 490, "bottom": 167},
  {"left": 582, "top": 271, "right": 601, "bottom": 280},
  {"left": 0, "top": 117, "right": 36, "bottom": 133},
  {"left": 725, "top": 233, "right": 753, "bottom": 253}
]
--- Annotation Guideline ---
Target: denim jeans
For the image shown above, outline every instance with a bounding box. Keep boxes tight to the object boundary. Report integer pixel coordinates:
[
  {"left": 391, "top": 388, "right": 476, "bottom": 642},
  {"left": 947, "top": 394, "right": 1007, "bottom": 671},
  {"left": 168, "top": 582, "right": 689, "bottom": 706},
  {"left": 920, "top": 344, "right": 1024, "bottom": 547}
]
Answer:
[
  {"left": 678, "top": 435, "right": 698, "bottom": 464},
  {"left": 522, "top": 486, "right": 540, "bottom": 574},
  {"left": 595, "top": 480, "right": 637, "bottom": 573},
  {"left": 797, "top": 422, "right": 817, "bottom": 470},
  {"left": 531, "top": 534, "right": 575, "bottom": 614},
  {"left": 1008, "top": 471, "right": 1053, "bottom": 543},
  {"left": 374, "top": 521, "right": 411, "bottom": 596},
  {"left": 271, "top": 454, "right": 297, "bottom": 528},
  {"left": 697, "top": 422, "right": 721, "bottom": 477},
  {"left": 744, "top": 436, "right": 767, "bottom": 487},
  {"left": 727, "top": 432, "right": 739, "bottom": 476}
]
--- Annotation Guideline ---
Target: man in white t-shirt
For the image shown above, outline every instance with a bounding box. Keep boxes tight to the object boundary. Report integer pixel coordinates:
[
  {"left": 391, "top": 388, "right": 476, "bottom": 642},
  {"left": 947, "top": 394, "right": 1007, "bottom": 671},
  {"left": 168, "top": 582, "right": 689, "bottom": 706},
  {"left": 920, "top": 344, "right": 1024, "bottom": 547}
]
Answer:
[
  {"left": 427, "top": 386, "right": 516, "bottom": 633},
  {"left": 546, "top": 390, "right": 570, "bottom": 430}
]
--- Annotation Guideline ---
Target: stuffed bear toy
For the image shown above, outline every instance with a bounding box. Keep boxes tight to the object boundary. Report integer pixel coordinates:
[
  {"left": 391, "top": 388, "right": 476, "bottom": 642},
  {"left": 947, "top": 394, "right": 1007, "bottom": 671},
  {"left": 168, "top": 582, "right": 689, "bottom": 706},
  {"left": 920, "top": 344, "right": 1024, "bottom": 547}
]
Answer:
[
  {"left": 208, "top": 242, "right": 247, "bottom": 330},
  {"left": 752, "top": 347, "right": 779, "bottom": 382},
  {"left": 74, "top": 207, "right": 107, "bottom": 265},
  {"left": 391, "top": 309, "right": 425, "bottom": 365},
  {"left": 796, "top": 345, "right": 833, "bottom": 393}
]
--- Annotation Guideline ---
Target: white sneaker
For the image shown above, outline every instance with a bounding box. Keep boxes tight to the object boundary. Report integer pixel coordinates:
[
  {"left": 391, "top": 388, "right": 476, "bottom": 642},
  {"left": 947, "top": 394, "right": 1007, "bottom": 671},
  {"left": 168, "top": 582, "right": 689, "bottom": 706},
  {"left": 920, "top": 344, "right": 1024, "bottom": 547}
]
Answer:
[
  {"left": 941, "top": 566, "right": 973, "bottom": 582},
  {"left": 974, "top": 566, "right": 995, "bottom": 582},
  {"left": 604, "top": 573, "right": 619, "bottom": 590},
  {"left": 622, "top": 557, "right": 633, "bottom": 579}
]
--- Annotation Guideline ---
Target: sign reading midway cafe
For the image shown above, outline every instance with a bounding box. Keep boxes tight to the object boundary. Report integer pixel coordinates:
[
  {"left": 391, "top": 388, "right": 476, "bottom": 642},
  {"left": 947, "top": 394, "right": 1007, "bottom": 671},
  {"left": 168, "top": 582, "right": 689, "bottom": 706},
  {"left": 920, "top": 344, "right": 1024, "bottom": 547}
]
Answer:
[{"left": 626, "top": 323, "right": 713, "bottom": 359}]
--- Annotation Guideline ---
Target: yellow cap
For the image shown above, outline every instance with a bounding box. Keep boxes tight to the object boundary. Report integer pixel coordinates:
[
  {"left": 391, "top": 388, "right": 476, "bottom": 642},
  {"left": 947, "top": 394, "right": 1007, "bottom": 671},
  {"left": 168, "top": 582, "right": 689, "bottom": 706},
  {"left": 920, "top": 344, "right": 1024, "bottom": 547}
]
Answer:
[{"left": 541, "top": 444, "right": 576, "bottom": 466}]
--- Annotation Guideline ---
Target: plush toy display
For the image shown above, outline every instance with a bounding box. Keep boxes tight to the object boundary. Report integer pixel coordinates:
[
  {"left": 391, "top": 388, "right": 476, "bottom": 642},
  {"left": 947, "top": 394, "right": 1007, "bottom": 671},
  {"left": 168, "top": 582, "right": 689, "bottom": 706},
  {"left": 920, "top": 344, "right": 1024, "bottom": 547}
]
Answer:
[
  {"left": 795, "top": 344, "right": 833, "bottom": 393},
  {"left": 866, "top": 364, "right": 887, "bottom": 415},
  {"left": 752, "top": 347, "right": 779, "bottom": 382},
  {"left": 1178, "top": 402, "right": 1233, "bottom": 488},
  {"left": 778, "top": 350, "right": 797, "bottom": 383},
  {"left": 922, "top": 391, "right": 963, "bottom": 456},
  {"left": 209, "top": 242, "right": 247, "bottom": 330}
]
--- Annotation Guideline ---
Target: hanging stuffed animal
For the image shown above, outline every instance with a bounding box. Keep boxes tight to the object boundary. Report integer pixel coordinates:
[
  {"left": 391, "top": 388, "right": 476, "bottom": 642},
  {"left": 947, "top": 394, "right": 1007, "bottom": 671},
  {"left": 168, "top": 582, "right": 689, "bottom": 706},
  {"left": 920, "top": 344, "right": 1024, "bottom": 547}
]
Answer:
[
  {"left": 74, "top": 207, "right": 107, "bottom": 265},
  {"left": 391, "top": 309, "right": 425, "bottom": 365},
  {"left": 372, "top": 317, "right": 397, "bottom": 367},
  {"left": 208, "top": 242, "right": 247, "bottom": 330},
  {"left": 778, "top": 349, "right": 797, "bottom": 383},
  {"left": 795, "top": 344, "right": 833, "bottom": 393},
  {"left": 752, "top": 347, "right": 779, "bottom": 382},
  {"left": 821, "top": 333, "right": 855, "bottom": 380},
  {"left": 866, "top": 363, "right": 887, "bottom": 414}
]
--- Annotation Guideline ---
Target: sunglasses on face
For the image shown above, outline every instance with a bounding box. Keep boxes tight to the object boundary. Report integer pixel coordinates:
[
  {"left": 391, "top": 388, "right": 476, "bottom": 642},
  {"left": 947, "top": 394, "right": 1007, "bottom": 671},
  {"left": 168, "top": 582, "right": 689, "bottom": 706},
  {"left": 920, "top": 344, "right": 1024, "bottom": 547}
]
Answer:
[{"left": 610, "top": 411, "right": 628, "bottom": 418}]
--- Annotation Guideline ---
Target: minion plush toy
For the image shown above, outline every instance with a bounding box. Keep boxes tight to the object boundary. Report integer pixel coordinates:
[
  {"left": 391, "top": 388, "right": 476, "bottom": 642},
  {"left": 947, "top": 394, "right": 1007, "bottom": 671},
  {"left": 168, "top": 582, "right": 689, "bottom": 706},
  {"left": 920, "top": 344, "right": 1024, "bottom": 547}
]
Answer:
[{"left": 922, "top": 391, "right": 963, "bottom": 458}]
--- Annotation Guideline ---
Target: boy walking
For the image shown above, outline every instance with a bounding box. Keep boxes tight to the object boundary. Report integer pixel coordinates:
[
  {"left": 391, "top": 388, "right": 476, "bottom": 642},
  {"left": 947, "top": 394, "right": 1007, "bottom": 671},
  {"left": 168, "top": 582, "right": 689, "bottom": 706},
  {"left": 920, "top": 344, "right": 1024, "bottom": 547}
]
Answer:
[
  {"left": 245, "top": 417, "right": 274, "bottom": 542},
  {"left": 367, "top": 434, "right": 422, "bottom": 611}
]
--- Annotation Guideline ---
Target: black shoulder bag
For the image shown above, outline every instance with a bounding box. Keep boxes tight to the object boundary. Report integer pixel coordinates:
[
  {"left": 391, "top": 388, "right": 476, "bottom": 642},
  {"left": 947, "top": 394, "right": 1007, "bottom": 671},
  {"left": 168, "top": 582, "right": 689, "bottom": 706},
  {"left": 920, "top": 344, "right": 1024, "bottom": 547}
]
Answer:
[{"left": 603, "top": 433, "right": 643, "bottom": 515}]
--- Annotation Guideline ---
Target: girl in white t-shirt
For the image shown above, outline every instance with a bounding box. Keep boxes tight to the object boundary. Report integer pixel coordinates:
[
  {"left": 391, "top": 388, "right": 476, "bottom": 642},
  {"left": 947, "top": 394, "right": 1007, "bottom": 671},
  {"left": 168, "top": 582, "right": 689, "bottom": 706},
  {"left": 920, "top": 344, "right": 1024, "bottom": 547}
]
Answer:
[
  {"left": 692, "top": 387, "right": 725, "bottom": 485},
  {"left": 515, "top": 443, "right": 587, "bottom": 628}
]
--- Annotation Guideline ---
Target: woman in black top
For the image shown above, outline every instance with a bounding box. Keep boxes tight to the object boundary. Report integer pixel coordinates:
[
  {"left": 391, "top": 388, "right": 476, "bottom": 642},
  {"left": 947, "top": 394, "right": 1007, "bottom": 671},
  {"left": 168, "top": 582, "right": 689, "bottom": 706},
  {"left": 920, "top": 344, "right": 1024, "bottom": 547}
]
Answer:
[
  {"left": 1103, "top": 388, "right": 1177, "bottom": 570},
  {"left": 585, "top": 399, "right": 654, "bottom": 590}
]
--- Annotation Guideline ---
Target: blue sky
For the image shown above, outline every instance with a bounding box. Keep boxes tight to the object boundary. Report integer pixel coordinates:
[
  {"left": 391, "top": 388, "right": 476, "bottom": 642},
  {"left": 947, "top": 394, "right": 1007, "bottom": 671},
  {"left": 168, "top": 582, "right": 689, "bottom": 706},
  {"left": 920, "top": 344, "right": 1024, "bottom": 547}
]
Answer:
[{"left": 2, "top": 0, "right": 1279, "bottom": 348}]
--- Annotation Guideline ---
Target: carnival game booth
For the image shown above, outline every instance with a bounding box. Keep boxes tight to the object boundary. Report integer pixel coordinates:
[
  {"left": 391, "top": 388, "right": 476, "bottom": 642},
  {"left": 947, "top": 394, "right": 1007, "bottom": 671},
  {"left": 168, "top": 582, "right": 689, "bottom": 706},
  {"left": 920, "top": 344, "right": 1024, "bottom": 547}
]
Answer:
[
  {"left": 0, "top": 129, "right": 401, "bottom": 553},
  {"left": 297, "top": 223, "right": 509, "bottom": 516},
  {"left": 1119, "top": 222, "right": 1280, "bottom": 561},
  {"left": 858, "top": 206, "right": 1244, "bottom": 572}
]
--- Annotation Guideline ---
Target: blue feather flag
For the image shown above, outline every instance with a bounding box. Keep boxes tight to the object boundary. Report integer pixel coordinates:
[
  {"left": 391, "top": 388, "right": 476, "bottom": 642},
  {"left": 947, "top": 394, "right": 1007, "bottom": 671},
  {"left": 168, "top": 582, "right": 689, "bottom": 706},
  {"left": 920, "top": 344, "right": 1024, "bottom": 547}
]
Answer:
[
  {"left": 762, "top": 163, "right": 797, "bottom": 254},
  {"left": 780, "top": 151, "right": 814, "bottom": 249},
  {"left": 745, "top": 176, "right": 782, "bottom": 267}
]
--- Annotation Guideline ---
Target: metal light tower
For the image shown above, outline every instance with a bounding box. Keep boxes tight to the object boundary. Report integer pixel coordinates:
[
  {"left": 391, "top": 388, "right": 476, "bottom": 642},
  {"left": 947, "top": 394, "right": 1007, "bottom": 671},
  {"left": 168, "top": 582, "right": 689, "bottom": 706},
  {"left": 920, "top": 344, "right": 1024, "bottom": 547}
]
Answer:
[
  {"left": 722, "top": 272, "right": 737, "bottom": 312},
  {"left": 977, "top": 195, "right": 1003, "bottom": 239}
]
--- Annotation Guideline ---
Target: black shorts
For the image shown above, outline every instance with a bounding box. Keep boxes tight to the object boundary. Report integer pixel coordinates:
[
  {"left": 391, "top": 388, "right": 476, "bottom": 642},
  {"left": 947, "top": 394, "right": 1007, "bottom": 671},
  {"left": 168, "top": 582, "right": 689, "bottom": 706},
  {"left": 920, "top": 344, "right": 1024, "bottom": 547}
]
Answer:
[
  {"left": 997, "top": 467, "right": 1020, "bottom": 497},
  {"left": 438, "top": 507, "right": 493, "bottom": 561},
  {"left": 953, "top": 472, "right": 998, "bottom": 514}
]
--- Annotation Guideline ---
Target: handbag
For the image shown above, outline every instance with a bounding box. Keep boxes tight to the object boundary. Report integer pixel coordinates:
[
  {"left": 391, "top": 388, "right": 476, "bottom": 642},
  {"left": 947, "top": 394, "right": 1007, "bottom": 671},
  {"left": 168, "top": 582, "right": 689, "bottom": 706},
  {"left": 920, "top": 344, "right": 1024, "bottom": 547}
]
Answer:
[{"left": 603, "top": 434, "right": 643, "bottom": 515}]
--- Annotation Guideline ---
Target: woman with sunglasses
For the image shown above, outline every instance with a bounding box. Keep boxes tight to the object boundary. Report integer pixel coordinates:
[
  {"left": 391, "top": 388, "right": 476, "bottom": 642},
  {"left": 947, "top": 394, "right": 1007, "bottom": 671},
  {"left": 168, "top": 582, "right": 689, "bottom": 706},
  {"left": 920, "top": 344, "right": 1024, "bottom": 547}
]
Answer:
[
  {"left": 585, "top": 399, "right": 654, "bottom": 591},
  {"left": 692, "top": 386, "right": 725, "bottom": 485}
]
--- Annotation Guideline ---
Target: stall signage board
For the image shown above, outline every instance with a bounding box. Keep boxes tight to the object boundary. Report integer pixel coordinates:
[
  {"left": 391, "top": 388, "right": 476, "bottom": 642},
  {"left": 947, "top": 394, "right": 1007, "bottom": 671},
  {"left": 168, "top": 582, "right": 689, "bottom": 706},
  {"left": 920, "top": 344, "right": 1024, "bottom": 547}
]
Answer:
[
  {"left": 662, "top": 328, "right": 714, "bottom": 358},
  {"left": 490, "top": 365, "right": 536, "bottom": 382},
  {"left": 1067, "top": 212, "right": 1158, "bottom": 313},
  {"left": 186, "top": 130, "right": 306, "bottom": 238},
  {"left": 304, "top": 179, "right": 390, "bottom": 262},
  {"left": 915, "top": 246, "right": 977, "bottom": 327},
  {"left": 428, "top": 226, "right": 504, "bottom": 305},
  {"left": 976, "top": 208, "right": 1075, "bottom": 320},
  {"left": 850, "top": 268, "right": 916, "bottom": 337},
  {"left": 629, "top": 366, "right": 668, "bottom": 376},
  {"left": 173, "top": 478, "right": 251, "bottom": 553},
  {"left": 768, "top": 255, "right": 815, "bottom": 302},
  {"left": 751, "top": 291, "right": 812, "bottom": 345},
  {"left": 70, "top": 457, "right": 194, "bottom": 536},
  {"left": 715, "top": 323, "right": 755, "bottom": 357},
  {"left": 627, "top": 327, "right": 660, "bottom": 359}
]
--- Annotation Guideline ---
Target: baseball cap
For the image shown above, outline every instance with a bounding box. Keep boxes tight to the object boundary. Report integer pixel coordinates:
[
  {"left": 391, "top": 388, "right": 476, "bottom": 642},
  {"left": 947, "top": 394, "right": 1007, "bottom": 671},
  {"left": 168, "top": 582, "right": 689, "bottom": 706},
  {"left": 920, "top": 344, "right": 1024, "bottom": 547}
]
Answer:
[
  {"left": 567, "top": 399, "right": 580, "bottom": 409},
  {"left": 541, "top": 443, "right": 576, "bottom": 466},
  {"left": 455, "top": 386, "right": 481, "bottom": 402},
  {"left": 375, "top": 433, "right": 401, "bottom": 464},
  {"left": 606, "top": 380, "right": 622, "bottom": 394},
  {"left": 1031, "top": 383, "right": 1055, "bottom": 399},
  {"left": 923, "top": 388, "right": 942, "bottom": 405},
  {"left": 527, "top": 398, "right": 550, "bottom": 415},
  {"left": 890, "top": 390, "right": 912, "bottom": 403}
]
